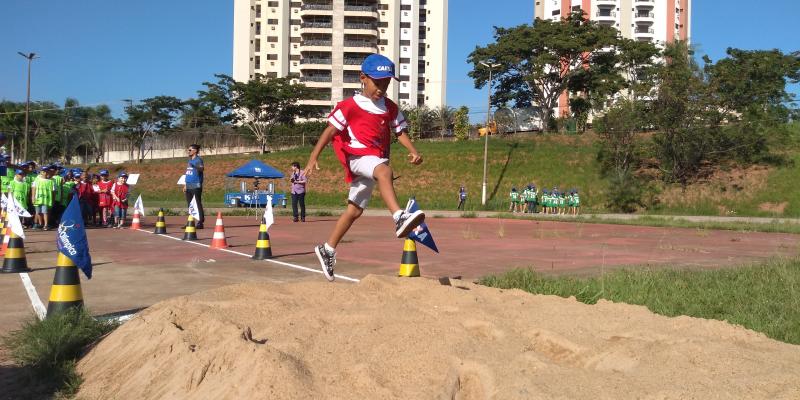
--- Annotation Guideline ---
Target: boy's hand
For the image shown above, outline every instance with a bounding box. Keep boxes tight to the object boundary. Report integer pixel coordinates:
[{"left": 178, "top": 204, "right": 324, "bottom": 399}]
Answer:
[{"left": 407, "top": 153, "right": 423, "bottom": 165}]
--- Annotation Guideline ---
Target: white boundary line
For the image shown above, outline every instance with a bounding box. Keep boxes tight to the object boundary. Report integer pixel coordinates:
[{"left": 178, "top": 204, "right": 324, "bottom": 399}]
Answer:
[
  {"left": 135, "top": 228, "right": 360, "bottom": 283},
  {"left": 19, "top": 272, "right": 47, "bottom": 320}
]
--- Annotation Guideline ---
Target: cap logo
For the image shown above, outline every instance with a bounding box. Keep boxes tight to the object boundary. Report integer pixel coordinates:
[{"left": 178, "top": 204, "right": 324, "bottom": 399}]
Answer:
[{"left": 376, "top": 65, "right": 391, "bottom": 72}]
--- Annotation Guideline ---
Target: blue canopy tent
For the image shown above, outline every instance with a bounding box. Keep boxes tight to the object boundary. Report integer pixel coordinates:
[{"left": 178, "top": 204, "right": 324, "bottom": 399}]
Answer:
[{"left": 224, "top": 160, "right": 286, "bottom": 208}]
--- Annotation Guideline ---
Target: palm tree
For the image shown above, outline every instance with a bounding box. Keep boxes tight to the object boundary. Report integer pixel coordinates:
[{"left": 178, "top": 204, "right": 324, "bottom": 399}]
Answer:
[{"left": 431, "top": 105, "right": 455, "bottom": 139}]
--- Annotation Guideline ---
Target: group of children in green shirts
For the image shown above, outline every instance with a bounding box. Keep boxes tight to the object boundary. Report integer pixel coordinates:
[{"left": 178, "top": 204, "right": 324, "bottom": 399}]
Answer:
[{"left": 509, "top": 184, "right": 581, "bottom": 215}]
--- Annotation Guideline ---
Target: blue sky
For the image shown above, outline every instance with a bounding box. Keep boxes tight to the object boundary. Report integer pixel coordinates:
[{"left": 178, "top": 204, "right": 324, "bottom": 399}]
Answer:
[{"left": 1, "top": 0, "right": 798, "bottom": 122}]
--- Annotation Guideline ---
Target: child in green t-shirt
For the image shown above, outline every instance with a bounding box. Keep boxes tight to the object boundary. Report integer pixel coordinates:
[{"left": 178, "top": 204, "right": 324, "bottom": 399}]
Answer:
[
  {"left": 9, "top": 169, "right": 31, "bottom": 227},
  {"left": 32, "top": 168, "right": 54, "bottom": 230},
  {"left": 509, "top": 187, "right": 520, "bottom": 213}
]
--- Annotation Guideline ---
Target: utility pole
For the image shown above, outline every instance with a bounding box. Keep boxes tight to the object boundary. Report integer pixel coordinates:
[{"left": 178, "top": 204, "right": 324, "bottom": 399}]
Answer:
[
  {"left": 479, "top": 61, "right": 500, "bottom": 206},
  {"left": 18, "top": 52, "right": 37, "bottom": 161}
]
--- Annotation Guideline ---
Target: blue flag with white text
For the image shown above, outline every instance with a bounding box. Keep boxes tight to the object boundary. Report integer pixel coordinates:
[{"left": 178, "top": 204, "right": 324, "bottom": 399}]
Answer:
[
  {"left": 57, "top": 197, "right": 93, "bottom": 279},
  {"left": 405, "top": 198, "right": 439, "bottom": 253}
]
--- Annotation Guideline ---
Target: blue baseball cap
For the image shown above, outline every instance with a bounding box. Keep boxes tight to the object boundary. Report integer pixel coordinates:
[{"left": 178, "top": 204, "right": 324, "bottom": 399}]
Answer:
[
  {"left": 118, "top": 171, "right": 128, "bottom": 177},
  {"left": 99, "top": 169, "right": 109, "bottom": 175},
  {"left": 361, "top": 54, "right": 397, "bottom": 80},
  {"left": 14, "top": 169, "right": 23, "bottom": 174}
]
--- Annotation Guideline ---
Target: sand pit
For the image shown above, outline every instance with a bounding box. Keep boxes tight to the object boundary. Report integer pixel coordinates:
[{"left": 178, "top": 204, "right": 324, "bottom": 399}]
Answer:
[{"left": 77, "top": 276, "right": 800, "bottom": 399}]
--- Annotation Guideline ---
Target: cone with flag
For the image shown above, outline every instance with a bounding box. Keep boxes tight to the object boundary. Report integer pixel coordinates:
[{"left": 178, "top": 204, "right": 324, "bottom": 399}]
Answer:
[
  {"left": 46, "top": 252, "right": 84, "bottom": 316},
  {"left": 0, "top": 212, "right": 8, "bottom": 257},
  {"left": 154, "top": 209, "right": 167, "bottom": 234},
  {"left": 209, "top": 212, "right": 229, "bottom": 249},
  {"left": 183, "top": 216, "right": 198, "bottom": 240},
  {"left": 130, "top": 209, "right": 142, "bottom": 230},
  {"left": 252, "top": 218, "right": 272, "bottom": 259},
  {"left": 1, "top": 229, "right": 29, "bottom": 273},
  {"left": 398, "top": 238, "right": 420, "bottom": 277}
]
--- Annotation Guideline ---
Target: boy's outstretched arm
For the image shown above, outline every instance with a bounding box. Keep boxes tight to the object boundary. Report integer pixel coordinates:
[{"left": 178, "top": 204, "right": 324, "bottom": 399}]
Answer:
[
  {"left": 396, "top": 131, "right": 423, "bottom": 165},
  {"left": 304, "top": 124, "right": 338, "bottom": 176}
]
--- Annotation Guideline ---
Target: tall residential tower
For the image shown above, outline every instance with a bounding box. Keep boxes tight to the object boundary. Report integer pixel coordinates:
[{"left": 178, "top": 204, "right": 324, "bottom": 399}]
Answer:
[
  {"left": 233, "top": 0, "right": 448, "bottom": 113},
  {"left": 535, "top": 0, "right": 691, "bottom": 115}
]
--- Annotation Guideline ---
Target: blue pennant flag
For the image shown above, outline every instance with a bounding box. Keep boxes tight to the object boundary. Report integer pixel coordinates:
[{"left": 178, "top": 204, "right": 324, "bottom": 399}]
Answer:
[
  {"left": 405, "top": 198, "right": 439, "bottom": 253},
  {"left": 57, "top": 196, "right": 93, "bottom": 279}
]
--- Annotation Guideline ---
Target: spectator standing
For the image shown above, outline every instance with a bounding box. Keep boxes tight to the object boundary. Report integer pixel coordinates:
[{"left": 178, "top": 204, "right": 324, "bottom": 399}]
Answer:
[
  {"left": 457, "top": 185, "right": 467, "bottom": 210},
  {"left": 289, "top": 161, "right": 307, "bottom": 222},
  {"left": 183, "top": 144, "right": 205, "bottom": 229}
]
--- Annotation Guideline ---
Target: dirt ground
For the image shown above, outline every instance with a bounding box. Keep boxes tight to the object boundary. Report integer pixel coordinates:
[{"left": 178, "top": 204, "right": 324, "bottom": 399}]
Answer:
[{"left": 1, "top": 215, "right": 799, "bottom": 399}]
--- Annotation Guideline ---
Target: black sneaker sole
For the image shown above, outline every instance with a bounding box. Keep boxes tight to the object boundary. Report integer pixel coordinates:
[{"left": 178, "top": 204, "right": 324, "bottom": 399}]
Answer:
[
  {"left": 314, "top": 245, "right": 335, "bottom": 282},
  {"left": 396, "top": 210, "right": 425, "bottom": 238}
]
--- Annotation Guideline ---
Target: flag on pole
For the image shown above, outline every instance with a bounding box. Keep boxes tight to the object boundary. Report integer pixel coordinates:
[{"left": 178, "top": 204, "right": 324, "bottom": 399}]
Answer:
[
  {"left": 188, "top": 195, "right": 201, "bottom": 221},
  {"left": 7, "top": 208, "right": 25, "bottom": 239},
  {"left": 133, "top": 194, "right": 145, "bottom": 215},
  {"left": 7, "top": 194, "right": 31, "bottom": 218},
  {"left": 263, "top": 195, "right": 274, "bottom": 231},
  {"left": 405, "top": 197, "right": 439, "bottom": 253},
  {"left": 57, "top": 196, "right": 93, "bottom": 279}
]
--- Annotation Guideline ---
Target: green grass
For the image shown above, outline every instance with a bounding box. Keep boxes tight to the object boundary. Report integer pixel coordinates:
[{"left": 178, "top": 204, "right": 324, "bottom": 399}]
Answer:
[
  {"left": 479, "top": 258, "right": 800, "bottom": 345},
  {"left": 111, "top": 130, "right": 800, "bottom": 218},
  {"left": 2, "top": 308, "right": 118, "bottom": 398}
]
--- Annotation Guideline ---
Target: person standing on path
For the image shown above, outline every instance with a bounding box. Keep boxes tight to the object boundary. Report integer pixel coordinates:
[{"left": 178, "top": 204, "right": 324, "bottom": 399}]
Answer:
[
  {"left": 182, "top": 144, "right": 205, "bottom": 229},
  {"left": 290, "top": 161, "right": 307, "bottom": 222},
  {"left": 457, "top": 185, "right": 467, "bottom": 210}
]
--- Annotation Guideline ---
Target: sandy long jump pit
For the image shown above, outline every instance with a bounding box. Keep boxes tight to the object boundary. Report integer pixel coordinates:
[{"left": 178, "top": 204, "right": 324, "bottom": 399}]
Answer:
[{"left": 76, "top": 275, "right": 800, "bottom": 399}]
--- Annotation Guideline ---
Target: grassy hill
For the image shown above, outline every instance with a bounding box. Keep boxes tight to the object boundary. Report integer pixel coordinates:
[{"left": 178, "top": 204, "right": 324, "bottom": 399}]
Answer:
[{"left": 94, "top": 132, "right": 800, "bottom": 217}]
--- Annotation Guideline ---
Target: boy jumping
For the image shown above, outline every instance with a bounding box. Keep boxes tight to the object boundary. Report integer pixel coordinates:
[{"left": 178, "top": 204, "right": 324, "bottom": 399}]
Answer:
[{"left": 304, "top": 54, "right": 425, "bottom": 282}]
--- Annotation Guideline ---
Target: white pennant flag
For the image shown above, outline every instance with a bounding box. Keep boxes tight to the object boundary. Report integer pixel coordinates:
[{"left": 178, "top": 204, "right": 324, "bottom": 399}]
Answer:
[
  {"left": 188, "top": 195, "right": 201, "bottom": 221},
  {"left": 1, "top": 193, "right": 7, "bottom": 210},
  {"left": 262, "top": 195, "right": 274, "bottom": 231},
  {"left": 7, "top": 206, "right": 25, "bottom": 239},
  {"left": 133, "top": 194, "right": 145, "bottom": 215},
  {"left": 7, "top": 194, "right": 31, "bottom": 218}
]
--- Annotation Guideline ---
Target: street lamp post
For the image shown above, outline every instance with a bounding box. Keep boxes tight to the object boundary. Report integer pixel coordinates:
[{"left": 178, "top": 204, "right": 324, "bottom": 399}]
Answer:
[
  {"left": 18, "top": 52, "right": 37, "bottom": 161},
  {"left": 479, "top": 61, "right": 500, "bottom": 206}
]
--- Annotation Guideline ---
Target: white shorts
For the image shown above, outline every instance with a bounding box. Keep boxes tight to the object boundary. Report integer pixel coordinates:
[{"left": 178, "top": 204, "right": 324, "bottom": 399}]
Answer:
[{"left": 347, "top": 155, "right": 388, "bottom": 209}]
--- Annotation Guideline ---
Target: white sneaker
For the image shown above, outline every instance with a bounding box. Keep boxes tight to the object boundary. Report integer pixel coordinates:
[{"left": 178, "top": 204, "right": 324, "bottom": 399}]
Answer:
[{"left": 395, "top": 209, "right": 425, "bottom": 238}]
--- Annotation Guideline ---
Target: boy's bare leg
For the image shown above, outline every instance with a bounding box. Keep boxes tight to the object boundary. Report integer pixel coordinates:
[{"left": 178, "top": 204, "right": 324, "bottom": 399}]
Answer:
[
  {"left": 372, "top": 163, "right": 401, "bottom": 214},
  {"left": 326, "top": 202, "right": 363, "bottom": 248}
]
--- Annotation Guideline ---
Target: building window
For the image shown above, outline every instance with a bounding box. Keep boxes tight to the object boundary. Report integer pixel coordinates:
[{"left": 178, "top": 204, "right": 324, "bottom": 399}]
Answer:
[
  {"left": 254, "top": 56, "right": 261, "bottom": 69},
  {"left": 256, "top": 4, "right": 261, "bottom": 18},
  {"left": 267, "top": 36, "right": 278, "bottom": 42},
  {"left": 267, "top": 19, "right": 278, "bottom": 24},
  {"left": 267, "top": 54, "right": 278, "bottom": 60},
  {"left": 255, "top": 22, "right": 261, "bottom": 35},
  {"left": 255, "top": 39, "right": 261, "bottom": 52},
  {"left": 268, "top": 1, "right": 278, "bottom": 7}
]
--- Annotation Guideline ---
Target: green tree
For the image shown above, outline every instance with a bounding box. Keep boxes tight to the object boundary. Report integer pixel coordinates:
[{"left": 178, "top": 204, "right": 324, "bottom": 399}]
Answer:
[
  {"left": 595, "top": 100, "right": 649, "bottom": 212},
  {"left": 431, "top": 105, "right": 455, "bottom": 139},
  {"left": 72, "top": 104, "right": 115, "bottom": 163},
  {"left": 453, "top": 106, "right": 471, "bottom": 141},
  {"left": 704, "top": 48, "right": 800, "bottom": 163},
  {"left": 121, "top": 96, "right": 184, "bottom": 163},
  {"left": 402, "top": 105, "right": 435, "bottom": 140},
  {"left": 651, "top": 41, "right": 722, "bottom": 187},
  {"left": 467, "top": 12, "right": 619, "bottom": 132},
  {"left": 198, "top": 74, "right": 316, "bottom": 153}
]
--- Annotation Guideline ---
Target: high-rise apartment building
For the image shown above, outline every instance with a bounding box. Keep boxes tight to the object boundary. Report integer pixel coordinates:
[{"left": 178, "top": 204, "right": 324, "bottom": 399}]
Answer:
[
  {"left": 534, "top": 0, "right": 691, "bottom": 115},
  {"left": 233, "top": 0, "right": 448, "bottom": 114}
]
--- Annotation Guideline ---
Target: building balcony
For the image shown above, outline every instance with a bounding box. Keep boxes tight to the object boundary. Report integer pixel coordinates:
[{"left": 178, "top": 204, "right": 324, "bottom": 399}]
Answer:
[
  {"left": 299, "top": 4, "right": 333, "bottom": 17},
  {"left": 595, "top": 10, "right": 617, "bottom": 21},
  {"left": 343, "top": 5, "right": 378, "bottom": 18},
  {"left": 596, "top": 0, "right": 617, "bottom": 5},
  {"left": 634, "top": 0, "right": 654, "bottom": 7},
  {"left": 300, "top": 78, "right": 333, "bottom": 88},
  {"left": 300, "top": 99, "right": 333, "bottom": 107},
  {"left": 634, "top": 27, "right": 655, "bottom": 39},
  {"left": 300, "top": 21, "right": 333, "bottom": 34},
  {"left": 300, "top": 39, "right": 333, "bottom": 51},
  {"left": 634, "top": 12, "right": 655, "bottom": 23},
  {"left": 299, "top": 58, "right": 333, "bottom": 69},
  {"left": 343, "top": 23, "right": 377, "bottom": 36},
  {"left": 343, "top": 40, "right": 377, "bottom": 52}
]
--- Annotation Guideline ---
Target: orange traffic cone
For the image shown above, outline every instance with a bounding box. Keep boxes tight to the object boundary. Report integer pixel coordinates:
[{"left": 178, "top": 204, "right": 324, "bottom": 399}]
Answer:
[
  {"left": 130, "top": 210, "right": 141, "bottom": 230},
  {"left": 209, "top": 212, "right": 229, "bottom": 249}
]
